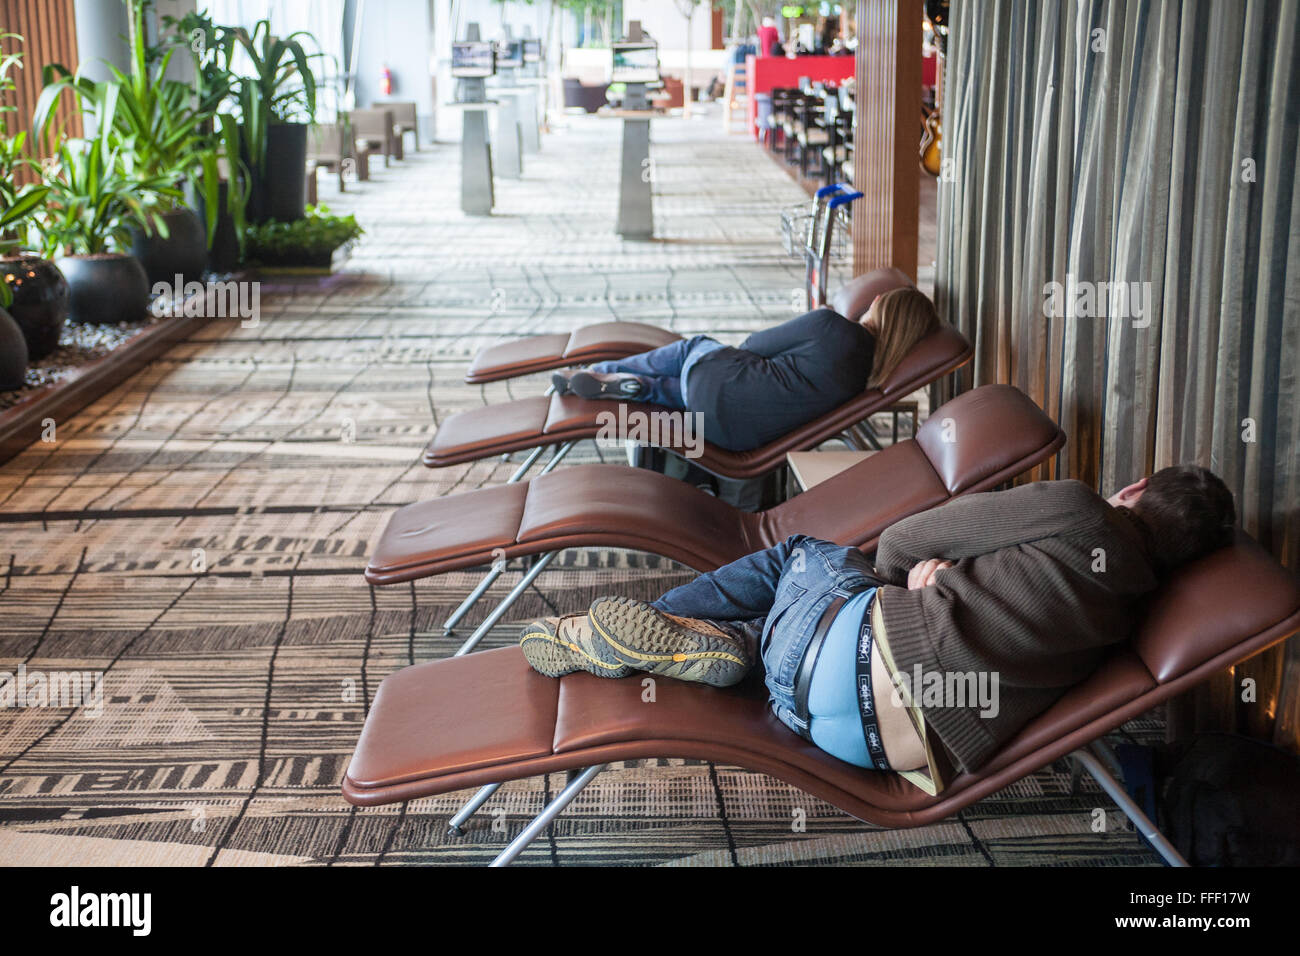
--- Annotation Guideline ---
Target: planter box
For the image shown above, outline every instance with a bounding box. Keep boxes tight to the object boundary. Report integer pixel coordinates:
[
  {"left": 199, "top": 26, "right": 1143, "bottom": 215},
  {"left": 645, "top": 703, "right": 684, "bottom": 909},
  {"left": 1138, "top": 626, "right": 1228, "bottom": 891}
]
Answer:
[
  {"left": 0, "top": 273, "right": 252, "bottom": 467},
  {"left": 249, "top": 241, "right": 356, "bottom": 276}
]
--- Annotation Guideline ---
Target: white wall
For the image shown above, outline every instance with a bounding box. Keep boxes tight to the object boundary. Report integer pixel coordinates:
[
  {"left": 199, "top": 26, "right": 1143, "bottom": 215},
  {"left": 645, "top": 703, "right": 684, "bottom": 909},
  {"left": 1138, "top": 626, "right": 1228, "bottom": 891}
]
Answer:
[{"left": 622, "top": 1, "right": 712, "bottom": 51}]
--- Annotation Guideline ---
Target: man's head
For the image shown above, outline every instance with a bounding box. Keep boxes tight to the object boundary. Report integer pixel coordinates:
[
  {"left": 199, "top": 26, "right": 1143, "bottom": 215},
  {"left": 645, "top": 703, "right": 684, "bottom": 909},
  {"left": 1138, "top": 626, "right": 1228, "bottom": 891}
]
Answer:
[{"left": 1108, "top": 465, "right": 1236, "bottom": 574}]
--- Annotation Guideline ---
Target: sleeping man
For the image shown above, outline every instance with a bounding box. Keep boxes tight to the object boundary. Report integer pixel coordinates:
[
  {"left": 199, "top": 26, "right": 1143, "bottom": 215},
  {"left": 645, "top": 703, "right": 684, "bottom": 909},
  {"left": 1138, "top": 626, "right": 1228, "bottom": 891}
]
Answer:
[{"left": 518, "top": 465, "right": 1236, "bottom": 793}]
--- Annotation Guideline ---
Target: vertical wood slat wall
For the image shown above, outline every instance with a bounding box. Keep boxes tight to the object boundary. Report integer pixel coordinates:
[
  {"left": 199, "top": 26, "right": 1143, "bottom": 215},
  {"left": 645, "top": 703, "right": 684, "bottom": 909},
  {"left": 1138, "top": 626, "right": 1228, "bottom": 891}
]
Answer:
[
  {"left": 852, "top": 0, "right": 921, "bottom": 279},
  {"left": 1, "top": 0, "right": 80, "bottom": 184}
]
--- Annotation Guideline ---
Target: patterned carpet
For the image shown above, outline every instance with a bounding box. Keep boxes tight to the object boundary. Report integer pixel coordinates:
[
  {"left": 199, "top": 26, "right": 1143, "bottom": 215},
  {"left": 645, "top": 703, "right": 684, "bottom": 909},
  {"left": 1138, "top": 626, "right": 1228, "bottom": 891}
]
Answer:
[{"left": 0, "top": 107, "right": 1163, "bottom": 866}]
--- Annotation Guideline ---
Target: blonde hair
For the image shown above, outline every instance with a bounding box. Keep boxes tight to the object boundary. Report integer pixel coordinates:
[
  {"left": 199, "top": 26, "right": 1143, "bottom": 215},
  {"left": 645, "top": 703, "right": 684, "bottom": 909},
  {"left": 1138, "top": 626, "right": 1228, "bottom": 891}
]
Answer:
[{"left": 866, "top": 288, "right": 941, "bottom": 389}]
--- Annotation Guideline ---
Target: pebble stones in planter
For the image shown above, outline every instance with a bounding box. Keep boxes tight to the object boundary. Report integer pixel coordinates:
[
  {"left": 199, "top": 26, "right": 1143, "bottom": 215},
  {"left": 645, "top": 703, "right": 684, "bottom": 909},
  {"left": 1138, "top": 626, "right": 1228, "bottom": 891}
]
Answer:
[
  {"left": 54, "top": 254, "right": 151, "bottom": 326},
  {"left": 0, "top": 255, "right": 71, "bottom": 361},
  {"left": 0, "top": 306, "right": 28, "bottom": 389}
]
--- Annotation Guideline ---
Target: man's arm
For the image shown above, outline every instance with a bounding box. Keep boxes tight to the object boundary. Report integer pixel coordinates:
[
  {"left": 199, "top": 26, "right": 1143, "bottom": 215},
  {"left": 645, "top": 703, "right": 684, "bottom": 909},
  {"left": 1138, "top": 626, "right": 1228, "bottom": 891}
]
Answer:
[{"left": 874, "top": 481, "right": 1100, "bottom": 581}]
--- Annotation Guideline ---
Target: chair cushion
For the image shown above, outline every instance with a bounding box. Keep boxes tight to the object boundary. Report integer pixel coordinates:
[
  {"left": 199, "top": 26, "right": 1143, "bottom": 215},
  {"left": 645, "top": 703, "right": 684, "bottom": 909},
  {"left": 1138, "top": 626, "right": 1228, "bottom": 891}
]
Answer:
[
  {"left": 1133, "top": 531, "right": 1300, "bottom": 683},
  {"left": 516, "top": 465, "right": 759, "bottom": 570},
  {"left": 344, "top": 648, "right": 561, "bottom": 791},
  {"left": 829, "top": 267, "right": 914, "bottom": 324},
  {"left": 564, "top": 321, "right": 682, "bottom": 360},
  {"left": 915, "top": 383, "right": 1061, "bottom": 494},
  {"left": 465, "top": 322, "right": 684, "bottom": 384},
  {"left": 367, "top": 482, "right": 530, "bottom": 582},
  {"left": 422, "top": 396, "right": 554, "bottom": 466}
]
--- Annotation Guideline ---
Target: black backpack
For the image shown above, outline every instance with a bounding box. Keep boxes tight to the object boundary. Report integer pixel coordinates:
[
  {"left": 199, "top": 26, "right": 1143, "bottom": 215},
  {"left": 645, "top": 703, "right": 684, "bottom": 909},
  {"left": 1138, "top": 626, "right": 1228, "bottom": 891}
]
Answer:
[{"left": 1157, "top": 733, "right": 1300, "bottom": 866}]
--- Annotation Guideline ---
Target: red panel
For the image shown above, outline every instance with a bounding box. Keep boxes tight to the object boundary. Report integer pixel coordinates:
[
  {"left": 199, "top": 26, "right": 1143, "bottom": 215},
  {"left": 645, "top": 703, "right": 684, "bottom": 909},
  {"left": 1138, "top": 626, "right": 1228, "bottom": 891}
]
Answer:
[{"left": 747, "top": 54, "right": 857, "bottom": 139}]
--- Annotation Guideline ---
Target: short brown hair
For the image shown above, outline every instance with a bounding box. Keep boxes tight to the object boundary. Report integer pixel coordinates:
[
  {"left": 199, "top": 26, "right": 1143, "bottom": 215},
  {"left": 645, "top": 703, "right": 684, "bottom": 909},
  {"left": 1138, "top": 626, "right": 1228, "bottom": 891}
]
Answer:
[{"left": 1128, "top": 465, "right": 1236, "bottom": 574}]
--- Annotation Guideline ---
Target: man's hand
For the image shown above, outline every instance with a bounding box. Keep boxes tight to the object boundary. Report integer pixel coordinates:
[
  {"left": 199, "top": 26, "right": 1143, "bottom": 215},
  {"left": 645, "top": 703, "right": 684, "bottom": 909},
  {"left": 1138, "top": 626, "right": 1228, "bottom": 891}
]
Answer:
[{"left": 907, "top": 558, "right": 954, "bottom": 590}]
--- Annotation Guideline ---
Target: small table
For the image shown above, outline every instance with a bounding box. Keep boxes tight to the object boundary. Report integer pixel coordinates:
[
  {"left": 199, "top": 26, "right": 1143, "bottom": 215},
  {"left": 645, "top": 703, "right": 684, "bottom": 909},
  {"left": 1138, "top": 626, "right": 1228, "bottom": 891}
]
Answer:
[
  {"left": 785, "top": 450, "right": 875, "bottom": 497},
  {"left": 785, "top": 402, "right": 923, "bottom": 496}
]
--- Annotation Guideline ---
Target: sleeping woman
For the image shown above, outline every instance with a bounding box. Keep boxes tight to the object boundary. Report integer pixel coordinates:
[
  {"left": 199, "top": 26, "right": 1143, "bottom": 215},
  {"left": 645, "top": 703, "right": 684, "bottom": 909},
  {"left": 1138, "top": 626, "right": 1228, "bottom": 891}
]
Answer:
[{"left": 551, "top": 287, "right": 941, "bottom": 451}]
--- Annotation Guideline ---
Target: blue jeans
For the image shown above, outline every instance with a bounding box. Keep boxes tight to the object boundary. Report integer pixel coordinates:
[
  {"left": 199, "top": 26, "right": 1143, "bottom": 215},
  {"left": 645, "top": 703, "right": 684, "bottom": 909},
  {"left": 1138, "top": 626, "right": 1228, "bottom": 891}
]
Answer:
[
  {"left": 590, "top": 335, "right": 724, "bottom": 408},
  {"left": 652, "top": 535, "right": 886, "bottom": 743}
]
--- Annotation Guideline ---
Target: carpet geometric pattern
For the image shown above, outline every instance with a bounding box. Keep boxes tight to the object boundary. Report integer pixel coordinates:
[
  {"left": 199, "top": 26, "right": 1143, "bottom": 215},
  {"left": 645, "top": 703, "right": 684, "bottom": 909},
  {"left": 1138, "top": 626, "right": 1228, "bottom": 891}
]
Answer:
[{"left": 0, "top": 108, "right": 1163, "bottom": 865}]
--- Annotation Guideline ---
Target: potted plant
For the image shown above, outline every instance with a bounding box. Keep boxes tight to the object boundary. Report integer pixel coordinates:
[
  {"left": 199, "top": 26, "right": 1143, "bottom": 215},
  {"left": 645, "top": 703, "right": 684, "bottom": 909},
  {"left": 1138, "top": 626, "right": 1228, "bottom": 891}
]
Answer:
[
  {"left": 243, "top": 204, "right": 363, "bottom": 273},
  {"left": 0, "top": 31, "right": 67, "bottom": 369},
  {"left": 159, "top": 8, "right": 249, "bottom": 272},
  {"left": 34, "top": 0, "right": 244, "bottom": 286},
  {"left": 230, "top": 19, "right": 325, "bottom": 224},
  {"left": 34, "top": 137, "right": 180, "bottom": 326}
]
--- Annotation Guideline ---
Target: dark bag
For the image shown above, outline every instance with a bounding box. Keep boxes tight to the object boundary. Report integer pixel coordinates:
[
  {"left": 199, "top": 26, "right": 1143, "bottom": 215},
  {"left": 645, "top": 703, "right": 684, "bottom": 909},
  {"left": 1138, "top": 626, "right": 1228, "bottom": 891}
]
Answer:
[{"left": 1158, "top": 733, "right": 1300, "bottom": 866}]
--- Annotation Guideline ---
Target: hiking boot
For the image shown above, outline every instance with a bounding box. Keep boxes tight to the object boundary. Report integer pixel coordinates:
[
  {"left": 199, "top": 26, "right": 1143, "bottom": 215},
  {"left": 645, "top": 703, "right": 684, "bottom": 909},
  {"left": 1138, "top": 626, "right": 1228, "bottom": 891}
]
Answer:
[
  {"left": 587, "top": 596, "right": 753, "bottom": 687},
  {"left": 519, "top": 614, "right": 633, "bottom": 678}
]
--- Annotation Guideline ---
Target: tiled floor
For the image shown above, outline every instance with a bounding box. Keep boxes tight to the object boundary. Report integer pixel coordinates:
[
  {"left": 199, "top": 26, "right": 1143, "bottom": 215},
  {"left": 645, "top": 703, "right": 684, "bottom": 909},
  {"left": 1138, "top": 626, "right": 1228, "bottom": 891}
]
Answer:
[{"left": 0, "top": 105, "right": 1161, "bottom": 866}]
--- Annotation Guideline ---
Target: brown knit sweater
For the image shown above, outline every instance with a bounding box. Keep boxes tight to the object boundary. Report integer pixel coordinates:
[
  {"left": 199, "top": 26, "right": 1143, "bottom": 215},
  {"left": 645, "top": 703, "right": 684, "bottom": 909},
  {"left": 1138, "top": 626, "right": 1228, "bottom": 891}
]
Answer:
[{"left": 873, "top": 480, "right": 1158, "bottom": 774}]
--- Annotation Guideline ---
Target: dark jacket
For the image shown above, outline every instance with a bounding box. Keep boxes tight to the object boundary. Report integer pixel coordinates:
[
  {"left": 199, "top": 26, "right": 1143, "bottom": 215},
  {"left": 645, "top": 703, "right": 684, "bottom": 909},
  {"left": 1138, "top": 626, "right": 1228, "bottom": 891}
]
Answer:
[
  {"left": 685, "top": 308, "right": 875, "bottom": 451},
  {"left": 873, "top": 480, "right": 1159, "bottom": 774}
]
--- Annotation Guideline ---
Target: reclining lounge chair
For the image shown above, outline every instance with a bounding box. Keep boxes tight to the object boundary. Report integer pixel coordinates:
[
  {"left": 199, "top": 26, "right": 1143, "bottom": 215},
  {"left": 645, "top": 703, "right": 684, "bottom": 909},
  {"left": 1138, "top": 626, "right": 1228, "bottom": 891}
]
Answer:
[
  {"left": 464, "top": 268, "right": 911, "bottom": 386},
  {"left": 343, "top": 529, "right": 1300, "bottom": 866},
  {"left": 369, "top": 384, "right": 1066, "bottom": 654},
  {"left": 436, "top": 269, "right": 973, "bottom": 482}
]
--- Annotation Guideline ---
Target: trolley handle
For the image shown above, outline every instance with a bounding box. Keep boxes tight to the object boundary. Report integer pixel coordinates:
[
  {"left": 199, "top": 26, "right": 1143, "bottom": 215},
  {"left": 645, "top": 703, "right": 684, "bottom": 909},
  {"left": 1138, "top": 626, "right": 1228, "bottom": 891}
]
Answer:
[
  {"left": 827, "top": 190, "right": 864, "bottom": 210},
  {"left": 815, "top": 182, "right": 852, "bottom": 199}
]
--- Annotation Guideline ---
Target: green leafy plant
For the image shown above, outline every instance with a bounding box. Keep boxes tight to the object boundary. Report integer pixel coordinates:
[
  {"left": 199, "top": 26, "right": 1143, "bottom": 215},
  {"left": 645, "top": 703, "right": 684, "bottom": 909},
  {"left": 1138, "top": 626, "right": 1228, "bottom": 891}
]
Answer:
[
  {"left": 242, "top": 205, "right": 362, "bottom": 262},
  {"left": 228, "top": 18, "right": 326, "bottom": 182},
  {"left": 0, "top": 33, "right": 49, "bottom": 308},
  {"left": 33, "top": 0, "right": 244, "bottom": 246},
  {"left": 34, "top": 137, "right": 181, "bottom": 258}
]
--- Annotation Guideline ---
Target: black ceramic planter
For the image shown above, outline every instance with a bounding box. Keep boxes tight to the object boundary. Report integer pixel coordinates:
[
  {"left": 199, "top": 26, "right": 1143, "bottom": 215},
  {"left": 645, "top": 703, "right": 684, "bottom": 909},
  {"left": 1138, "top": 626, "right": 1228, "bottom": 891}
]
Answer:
[
  {"left": 190, "top": 181, "right": 242, "bottom": 274},
  {"left": 54, "top": 254, "right": 150, "bottom": 326},
  {"left": 0, "top": 255, "right": 71, "bottom": 361},
  {"left": 0, "top": 306, "right": 28, "bottom": 389},
  {"left": 245, "top": 122, "right": 309, "bottom": 224},
  {"left": 130, "top": 206, "right": 209, "bottom": 288}
]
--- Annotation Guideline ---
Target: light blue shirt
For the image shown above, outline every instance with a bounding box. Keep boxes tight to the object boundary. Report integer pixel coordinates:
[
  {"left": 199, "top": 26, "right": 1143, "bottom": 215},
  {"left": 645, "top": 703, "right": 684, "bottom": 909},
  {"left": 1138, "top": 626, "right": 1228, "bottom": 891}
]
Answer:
[{"left": 807, "top": 587, "right": 878, "bottom": 769}]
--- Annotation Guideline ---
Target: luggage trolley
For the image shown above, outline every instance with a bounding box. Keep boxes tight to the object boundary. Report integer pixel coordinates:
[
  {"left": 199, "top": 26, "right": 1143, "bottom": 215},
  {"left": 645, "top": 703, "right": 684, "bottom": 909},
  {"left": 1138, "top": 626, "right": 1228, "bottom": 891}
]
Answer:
[{"left": 780, "top": 183, "right": 864, "bottom": 311}]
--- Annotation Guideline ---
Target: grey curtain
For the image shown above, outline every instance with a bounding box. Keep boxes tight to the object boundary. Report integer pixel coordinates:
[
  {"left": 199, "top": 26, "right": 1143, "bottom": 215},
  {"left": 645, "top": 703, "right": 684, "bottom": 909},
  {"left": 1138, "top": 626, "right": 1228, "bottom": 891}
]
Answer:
[{"left": 935, "top": 0, "right": 1300, "bottom": 749}]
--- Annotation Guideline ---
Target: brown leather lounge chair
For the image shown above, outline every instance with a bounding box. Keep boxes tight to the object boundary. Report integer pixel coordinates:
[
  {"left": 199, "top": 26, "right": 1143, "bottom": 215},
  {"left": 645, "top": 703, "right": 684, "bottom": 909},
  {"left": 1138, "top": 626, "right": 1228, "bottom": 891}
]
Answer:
[
  {"left": 433, "top": 269, "right": 973, "bottom": 482},
  {"left": 463, "top": 268, "right": 912, "bottom": 385},
  {"left": 343, "top": 529, "right": 1300, "bottom": 866},
  {"left": 369, "top": 384, "right": 1065, "bottom": 655}
]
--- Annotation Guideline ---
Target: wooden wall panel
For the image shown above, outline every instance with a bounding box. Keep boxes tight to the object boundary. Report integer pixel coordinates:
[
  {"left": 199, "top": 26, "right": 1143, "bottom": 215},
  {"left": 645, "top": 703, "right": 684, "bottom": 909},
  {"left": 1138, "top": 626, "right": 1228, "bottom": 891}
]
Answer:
[
  {"left": 852, "top": 0, "right": 921, "bottom": 279},
  {"left": 1, "top": 0, "right": 81, "bottom": 182}
]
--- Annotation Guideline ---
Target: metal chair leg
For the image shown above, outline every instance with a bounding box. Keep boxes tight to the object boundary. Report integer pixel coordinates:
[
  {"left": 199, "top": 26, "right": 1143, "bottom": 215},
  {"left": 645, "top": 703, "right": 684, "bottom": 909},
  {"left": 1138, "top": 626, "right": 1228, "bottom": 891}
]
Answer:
[
  {"left": 1071, "top": 748, "right": 1188, "bottom": 867},
  {"left": 447, "top": 783, "right": 501, "bottom": 835},
  {"left": 851, "top": 421, "right": 883, "bottom": 452},
  {"left": 489, "top": 765, "right": 606, "bottom": 866},
  {"left": 537, "top": 440, "right": 577, "bottom": 476},
  {"left": 508, "top": 445, "right": 546, "bottom": 483},
  {"left": 454, "top": 551, "right": 558, "bottom": 656},
  {"left": 442, "top": 565, "right": 506, "bottom": 635}
]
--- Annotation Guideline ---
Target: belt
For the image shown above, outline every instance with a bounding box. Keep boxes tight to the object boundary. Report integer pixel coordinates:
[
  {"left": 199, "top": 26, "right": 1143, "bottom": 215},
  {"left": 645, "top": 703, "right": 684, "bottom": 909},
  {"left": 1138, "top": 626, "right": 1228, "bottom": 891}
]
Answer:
[
  {"left": 791, "top": 590, "right": 891, "bottom": 772},
  {"left": 792, "top": 594, "right": 847, "bottom": 739}
]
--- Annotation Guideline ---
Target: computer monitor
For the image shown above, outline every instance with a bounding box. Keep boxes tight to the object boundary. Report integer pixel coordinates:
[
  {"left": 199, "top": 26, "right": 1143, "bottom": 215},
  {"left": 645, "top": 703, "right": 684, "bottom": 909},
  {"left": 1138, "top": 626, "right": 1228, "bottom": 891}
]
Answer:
[
  {"left": 495, "top": 39, "right": 524, "bottom": 69},
  {"left": 522, "top": 39, "right": 542, "bottom": 63},
  {"left": 451, "top": 41, "right": 495, "bottom": 79},
  {"left": 611, "top": 42, "right": 659, "bottom": 84}
]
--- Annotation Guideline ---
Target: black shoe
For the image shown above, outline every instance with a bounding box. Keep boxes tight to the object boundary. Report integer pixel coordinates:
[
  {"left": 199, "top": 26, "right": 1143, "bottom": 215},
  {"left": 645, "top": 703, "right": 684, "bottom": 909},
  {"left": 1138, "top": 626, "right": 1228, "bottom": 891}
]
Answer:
[
  {"left": 550, "top": 371, "right": 574, "bottom": 395},
  {"left": 566, "top": 370, "right": 646, "bottom": 400}
]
